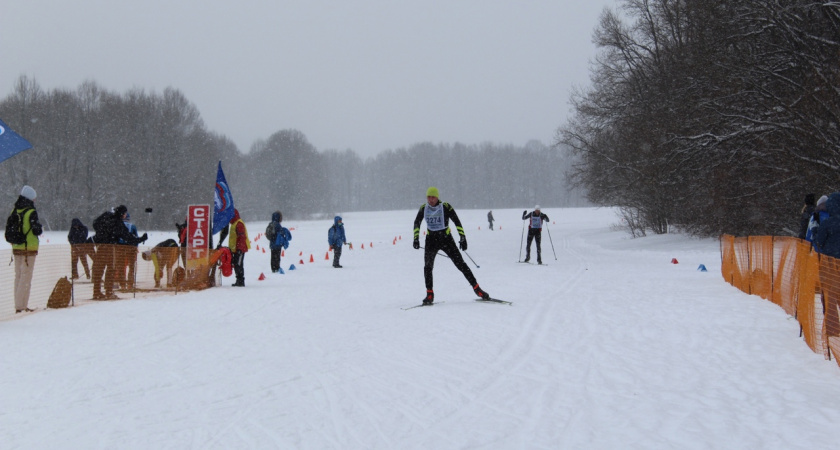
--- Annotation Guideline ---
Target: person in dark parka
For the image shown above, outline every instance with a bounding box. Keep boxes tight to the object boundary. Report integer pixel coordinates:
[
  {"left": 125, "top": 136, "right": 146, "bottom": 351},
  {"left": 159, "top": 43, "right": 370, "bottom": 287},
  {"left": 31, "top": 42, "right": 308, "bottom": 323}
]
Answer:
[
  {"left": 68, "top": 218, "right": 91, "bottom": 279},
  {"left": 814, "top": 192, "right": 840, "bottom": 259},
  {"left": 91, "top": 205, "right": 147, "bottom": 299}
]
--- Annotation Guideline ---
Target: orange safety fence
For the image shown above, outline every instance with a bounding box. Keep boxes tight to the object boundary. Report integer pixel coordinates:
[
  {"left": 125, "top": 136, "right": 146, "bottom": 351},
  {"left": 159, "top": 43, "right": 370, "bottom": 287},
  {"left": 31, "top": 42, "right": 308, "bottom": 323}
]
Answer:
[
  {"left": 721, "top": 234, "right": 836, "bottom": 365},
  {"left": 1, "top": 244, "right": 224, "bottom": 321}
]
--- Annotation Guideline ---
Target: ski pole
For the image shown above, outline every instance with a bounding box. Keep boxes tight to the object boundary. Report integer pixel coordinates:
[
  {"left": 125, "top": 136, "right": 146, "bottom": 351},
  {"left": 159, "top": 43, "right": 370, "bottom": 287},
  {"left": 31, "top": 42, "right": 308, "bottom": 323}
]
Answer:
[
  {"left": 519, "top": 219, "right": 527, "bottom": 262},
  {"left": 419, "top": 246, "right": 451, "bottom": 260},
  {"left": 463, "top": 250, "right": 480, "bottom": 268},
  {"left": 546, "top": 226, "right": 558, "bottom": 260}
]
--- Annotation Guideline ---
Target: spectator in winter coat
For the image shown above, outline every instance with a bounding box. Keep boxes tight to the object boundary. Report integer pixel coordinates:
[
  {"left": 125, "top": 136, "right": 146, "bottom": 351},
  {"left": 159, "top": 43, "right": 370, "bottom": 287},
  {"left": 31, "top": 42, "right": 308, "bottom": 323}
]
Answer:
[
  {"left": 487, "top": 210, "right": 495, "bottom": 230},
  {"left": 228, "top": 209, "right": 249, "bottom": 286},
  {"left": 91, "top": 205, "right": 148, "bottom": 300},
  {"left": 266, "top": 211, "right": 291, "bottom": 273},
  {"left": 806, "top": 195, "right": 830, "bottom": 252},
  {"left": 814, "top": 193, "right": 840, "bottom": 259},
  {"left": 799, "top": 193, "right": 816, "bottom": 239},
  {"left": 10, "top": 185, "right": 42, "bottom": 313},
  {"left": 412, "top": 187, "right": 490, "bottom": 305},
  {"left": 68, "top": 218, "right": 91, "bottom": 280},
  {"left": 118, "top": 212, "right": 140, "bottom": 289},
  {"left": 522, "top": 205, "right": 550, "bottom": 264},
  {"left": 328, "top": 216, "right": 347, "bottom": 268},
  {"left": 141, "top": 239, "right": 180, "bottom": 288}
]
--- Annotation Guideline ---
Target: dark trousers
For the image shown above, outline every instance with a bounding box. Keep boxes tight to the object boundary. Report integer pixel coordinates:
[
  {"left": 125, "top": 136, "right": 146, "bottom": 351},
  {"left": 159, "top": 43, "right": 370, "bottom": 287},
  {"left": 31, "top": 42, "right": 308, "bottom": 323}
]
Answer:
[
  {"left": 423, "top": 233, "right": 476, "bottom": 290},
  {"left": 92, "top": 244, "right": 116, "bottom": 295},
  {"left": 232, "top": 250, "right": 245, "bottom": 285},
  {"left": 333, "top": 245, "right": 342, "bottom": 266},
  {"left": 70, "top": 244, "right": 91, "bottom": 278},
  {"left": 270, "top": 248, "right": 282, "bottom": 272},
  {"left": 526, "top": 229, "right": 542, "bottom": 260}
]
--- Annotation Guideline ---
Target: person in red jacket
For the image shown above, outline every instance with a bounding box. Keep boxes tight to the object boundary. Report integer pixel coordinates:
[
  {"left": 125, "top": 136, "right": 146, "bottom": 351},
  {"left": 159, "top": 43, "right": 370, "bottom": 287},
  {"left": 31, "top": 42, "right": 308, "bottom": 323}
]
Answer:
[{"left": 228, "top": 209, "right": 250, "bottom": 287}]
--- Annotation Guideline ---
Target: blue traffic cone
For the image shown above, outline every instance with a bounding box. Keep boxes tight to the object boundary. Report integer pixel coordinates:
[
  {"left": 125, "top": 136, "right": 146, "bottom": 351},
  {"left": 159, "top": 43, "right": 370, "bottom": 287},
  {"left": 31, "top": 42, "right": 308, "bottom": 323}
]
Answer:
[
  {"left": 697, "top": 264, "right": 707, "bottom": 272},
  {"left": 278, "top": 267, "right": 285, "bottom": 274},
  {"left": 288, "top": 264, "right": 296, "bottom": 271}
]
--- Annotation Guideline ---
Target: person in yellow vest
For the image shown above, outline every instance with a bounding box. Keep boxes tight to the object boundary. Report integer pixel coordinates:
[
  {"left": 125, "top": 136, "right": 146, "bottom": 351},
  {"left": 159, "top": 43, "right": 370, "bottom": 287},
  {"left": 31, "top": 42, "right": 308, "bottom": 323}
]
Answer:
[
  {"left": 11, "top": 185, "right": 43, "bottom": 313},
  {"left": 228, "top": 209, "right": 250, "bottom": 287}
]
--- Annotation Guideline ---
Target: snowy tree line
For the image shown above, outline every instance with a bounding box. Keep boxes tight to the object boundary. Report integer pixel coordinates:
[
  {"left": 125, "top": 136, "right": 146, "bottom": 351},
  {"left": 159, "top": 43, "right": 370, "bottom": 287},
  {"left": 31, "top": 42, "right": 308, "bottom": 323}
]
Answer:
[
  {"left": 0, "top": 76, "right": 586, "bottom": 232},
  {"left": 557, "top": 0, "right": 840, "bottom": 237}
]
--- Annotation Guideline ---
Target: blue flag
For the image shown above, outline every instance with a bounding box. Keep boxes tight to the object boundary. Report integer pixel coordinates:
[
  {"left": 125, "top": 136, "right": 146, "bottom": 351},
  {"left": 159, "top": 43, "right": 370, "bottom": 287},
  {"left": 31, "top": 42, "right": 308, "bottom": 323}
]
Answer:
[
  {"left": 0, "top": 118, "right": 33, "bottom": 164},
  {"left": 213, "top": 161, "right": 235, "bottom": 234}
]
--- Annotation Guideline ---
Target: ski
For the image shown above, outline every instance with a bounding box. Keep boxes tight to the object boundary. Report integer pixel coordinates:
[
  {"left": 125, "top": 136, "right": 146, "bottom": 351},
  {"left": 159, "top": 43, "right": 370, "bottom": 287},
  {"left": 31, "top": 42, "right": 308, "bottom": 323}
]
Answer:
[
  {"left": 476, "top": 297, "right": 513, "bottom": 305},
  {"left": 401, "top": 301, "right": 445, "bottom": 310},
  {"left": 517, "top": 261, "right": 547, "bottom": 266}
]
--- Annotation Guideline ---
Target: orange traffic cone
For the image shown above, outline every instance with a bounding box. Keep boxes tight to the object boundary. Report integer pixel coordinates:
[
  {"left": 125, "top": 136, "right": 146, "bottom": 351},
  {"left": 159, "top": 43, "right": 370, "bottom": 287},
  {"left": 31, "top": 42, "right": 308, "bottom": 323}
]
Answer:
[
  {"left": 325, "top": 252, "right": 330, "bottom": 260},
  {"left": 281, "top": 250, "right": 285, "bottom": 257},
  {"left": 309, "top": 254, "right": 314, "bottom": 263},
  {"left": 299, "top": 259, "right": 305, "bottom": 265},
  {"left": 299, "top": 251, "right": 303, "bottom": 256},
  {"left": 258, "top": 273, "right": 266, "bottom": 280},
  {"left": 370, "top": 242, "right": 374, "bottom": 248},
  {"left": 361, "top": 243, "right": 365, "bottom": 249},
  {"left": 262, "top": 248, "right": 266, "bottom": 253},
  {"left": 671, "top": 258, "right": 679, "bottom": 264}
]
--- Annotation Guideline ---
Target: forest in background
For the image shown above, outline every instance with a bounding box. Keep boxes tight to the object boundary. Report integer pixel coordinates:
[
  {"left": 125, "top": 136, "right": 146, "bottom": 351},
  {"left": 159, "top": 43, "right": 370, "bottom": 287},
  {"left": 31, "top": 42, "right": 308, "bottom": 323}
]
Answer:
[
  {"left": 0, "top": 76, "right": 586, "bottom": 232},
  {"left": 558, "top": 0, "right": 840, "bottom": 237}
]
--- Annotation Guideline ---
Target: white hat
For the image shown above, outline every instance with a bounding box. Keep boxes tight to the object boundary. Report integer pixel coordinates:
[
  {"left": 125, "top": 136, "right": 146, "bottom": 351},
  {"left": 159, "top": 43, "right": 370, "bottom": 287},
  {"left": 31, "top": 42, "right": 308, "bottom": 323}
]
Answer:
[
  {"left": 818, "top": 195, "right": 829, "bottom": 206},
  {"left": 20, "top": 185, "right": 36, "bottom": 200},
  {"left": 534, "top": 205, "right": 540, "bottom": 210}
]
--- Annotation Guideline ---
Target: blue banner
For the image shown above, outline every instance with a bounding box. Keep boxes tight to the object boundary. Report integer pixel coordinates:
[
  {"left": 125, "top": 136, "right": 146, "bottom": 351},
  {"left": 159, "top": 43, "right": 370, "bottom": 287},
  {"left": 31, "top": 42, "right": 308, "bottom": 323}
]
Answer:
[
  {"left": 0, "top": 118, "right": 33, "bottom": 164},
  {"left": 213, "top": 161, "right": 235, "bottom": 234}
]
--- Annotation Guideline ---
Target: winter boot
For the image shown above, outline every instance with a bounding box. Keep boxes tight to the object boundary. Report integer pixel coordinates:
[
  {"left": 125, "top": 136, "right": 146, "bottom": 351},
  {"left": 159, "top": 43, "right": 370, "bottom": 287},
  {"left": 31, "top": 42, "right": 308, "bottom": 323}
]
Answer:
[
  {"left": 473, "top": 284, "right": 490, "bottom": 300},
  {"left": 422, "top": 289, "right": 434, "bottom": 305},
  {"left": 523, "top": 255, "right": 530, "bottom": 263}
]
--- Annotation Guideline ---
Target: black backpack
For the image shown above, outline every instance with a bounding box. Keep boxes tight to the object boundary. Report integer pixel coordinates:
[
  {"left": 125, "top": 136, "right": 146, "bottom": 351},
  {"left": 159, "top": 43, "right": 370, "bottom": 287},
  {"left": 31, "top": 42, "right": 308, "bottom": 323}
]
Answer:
[
  {"left": 265, "top": 223, "right": 277, "bottom": 245},
  {"left": 93, "top": 211, "right": 110, "bottom": 235},
  {"left": 5, "top": 208, "right": 31, "bottom": 245}
]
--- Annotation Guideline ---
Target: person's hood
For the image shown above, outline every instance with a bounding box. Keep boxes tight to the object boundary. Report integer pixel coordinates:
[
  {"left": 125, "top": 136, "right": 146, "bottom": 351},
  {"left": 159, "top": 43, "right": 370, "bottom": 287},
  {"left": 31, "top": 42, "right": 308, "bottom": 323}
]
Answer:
[
  {"left": 272, "top": 211, "right": 281, "bottom": 222},
  {"left": 826, "top": 192, "right": 840, "bottom": 216},
  {"left": 14, "top": 196, "right": 34, "bottom": 210},
  {"left": 71, "top": 218, "right": 84, "bottom": 228},
  {"left": 334, "top": 216, "right": 343, "bottom": 226}
]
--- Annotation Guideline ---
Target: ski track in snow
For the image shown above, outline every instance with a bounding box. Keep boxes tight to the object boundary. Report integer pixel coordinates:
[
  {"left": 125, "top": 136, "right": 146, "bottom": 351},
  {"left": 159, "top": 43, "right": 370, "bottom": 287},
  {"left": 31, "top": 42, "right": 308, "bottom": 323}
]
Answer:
[{"left": 3, "top": 208, "right": 840, "bottom": 449}]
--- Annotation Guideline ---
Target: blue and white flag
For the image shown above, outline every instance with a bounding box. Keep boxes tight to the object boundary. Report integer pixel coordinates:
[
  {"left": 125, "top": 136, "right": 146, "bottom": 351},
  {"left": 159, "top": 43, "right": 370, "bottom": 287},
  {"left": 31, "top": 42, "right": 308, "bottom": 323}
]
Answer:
[
  {"left": 0, "top": 118, "right": 33, "bottom": 164},
  {"left": 213, "top": 161, "right": 235, "bottom": 234}
]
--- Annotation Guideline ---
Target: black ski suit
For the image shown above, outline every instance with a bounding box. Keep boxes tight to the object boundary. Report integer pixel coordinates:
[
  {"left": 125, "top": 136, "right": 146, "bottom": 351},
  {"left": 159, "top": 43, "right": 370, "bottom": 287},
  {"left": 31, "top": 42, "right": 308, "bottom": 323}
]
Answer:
[
  {"left": 413, "top": 202, "right": 477, "bottom": 291},
  {"left": 522, "top": 210, "right": 549, "bottom": 262}
]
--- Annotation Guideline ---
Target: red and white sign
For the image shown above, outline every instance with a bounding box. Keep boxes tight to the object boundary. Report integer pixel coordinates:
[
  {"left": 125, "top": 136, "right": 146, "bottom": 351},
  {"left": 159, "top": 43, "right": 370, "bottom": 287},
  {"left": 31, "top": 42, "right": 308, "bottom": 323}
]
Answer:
[{"left": 187, "top": 204, "right": 210, "bottom": 269}]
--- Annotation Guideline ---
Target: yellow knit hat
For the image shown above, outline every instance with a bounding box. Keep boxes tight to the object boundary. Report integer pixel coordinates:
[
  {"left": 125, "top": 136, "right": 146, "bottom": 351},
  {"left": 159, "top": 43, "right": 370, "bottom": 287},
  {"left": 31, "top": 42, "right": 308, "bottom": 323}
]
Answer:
[{"left": 426, "top": 186, "right": 439, "bottom": 198}]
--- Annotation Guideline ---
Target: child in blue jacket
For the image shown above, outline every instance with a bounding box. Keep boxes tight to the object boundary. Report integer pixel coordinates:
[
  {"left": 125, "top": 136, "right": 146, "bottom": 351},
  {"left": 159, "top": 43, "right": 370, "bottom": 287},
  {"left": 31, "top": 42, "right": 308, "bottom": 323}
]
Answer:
[
  {"left": 328, "top": 216, "right": 347, "bottom": 268},
  {"left": 267, "top": 211, "right": 292, "bottom": 273}
]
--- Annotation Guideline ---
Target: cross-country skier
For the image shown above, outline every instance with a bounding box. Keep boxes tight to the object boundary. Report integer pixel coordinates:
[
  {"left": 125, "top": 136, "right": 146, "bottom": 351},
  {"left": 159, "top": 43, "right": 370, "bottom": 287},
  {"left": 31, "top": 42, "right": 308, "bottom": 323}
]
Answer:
[
  {"left": 522, "top": 205, "right": 549, "bottom": 264},
  {"left": 413, "top": 186, "right": 490, "bottom": 305}
]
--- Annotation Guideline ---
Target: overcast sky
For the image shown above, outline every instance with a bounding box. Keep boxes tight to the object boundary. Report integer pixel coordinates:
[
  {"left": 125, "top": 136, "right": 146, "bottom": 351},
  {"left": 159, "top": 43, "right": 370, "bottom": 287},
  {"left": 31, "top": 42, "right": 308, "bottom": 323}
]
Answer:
[{"left": 1, "top": 1, "right": 613, "bottom": 157}]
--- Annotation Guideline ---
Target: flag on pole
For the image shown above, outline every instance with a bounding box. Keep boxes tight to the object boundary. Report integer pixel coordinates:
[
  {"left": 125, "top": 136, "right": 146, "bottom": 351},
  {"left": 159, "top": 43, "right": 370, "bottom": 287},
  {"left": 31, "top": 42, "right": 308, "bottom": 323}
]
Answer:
[
  {"left": 213, "top": 161, "right": 235, "bottom": 234},
  {"left": 0, "top": 118, "right": 33, "bottom": 164}
]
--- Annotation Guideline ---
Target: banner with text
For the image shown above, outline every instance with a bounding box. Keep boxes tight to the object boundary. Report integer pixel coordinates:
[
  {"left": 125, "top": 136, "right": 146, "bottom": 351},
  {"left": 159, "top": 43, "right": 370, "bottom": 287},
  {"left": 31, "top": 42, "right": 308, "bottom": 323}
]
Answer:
[{"left": 187, "top": 204, "right": 210, "bottom": 271}]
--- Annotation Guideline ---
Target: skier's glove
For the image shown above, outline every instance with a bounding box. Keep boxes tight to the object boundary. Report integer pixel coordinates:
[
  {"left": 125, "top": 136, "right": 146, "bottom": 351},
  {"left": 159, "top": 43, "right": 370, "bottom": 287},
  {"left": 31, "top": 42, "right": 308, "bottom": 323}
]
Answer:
[
  {"left": 459, "top": 236, "right": 467, "bottom": 251},
  {"left": 140, "top": 233, "right": 148, "bottom": 243},
  {"left": 413, "top": 238, "right": 420, "bottom": 249},
  {"left": 523, "top": 210, "right": 527, "bottom": 216}
]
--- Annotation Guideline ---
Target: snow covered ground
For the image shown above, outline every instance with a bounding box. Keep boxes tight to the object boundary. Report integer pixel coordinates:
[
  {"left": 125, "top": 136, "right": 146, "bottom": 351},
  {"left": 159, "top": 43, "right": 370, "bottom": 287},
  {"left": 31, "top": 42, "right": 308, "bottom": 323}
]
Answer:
[{"left": 2, "top": 207, "right": 839, "bottom": 449}]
